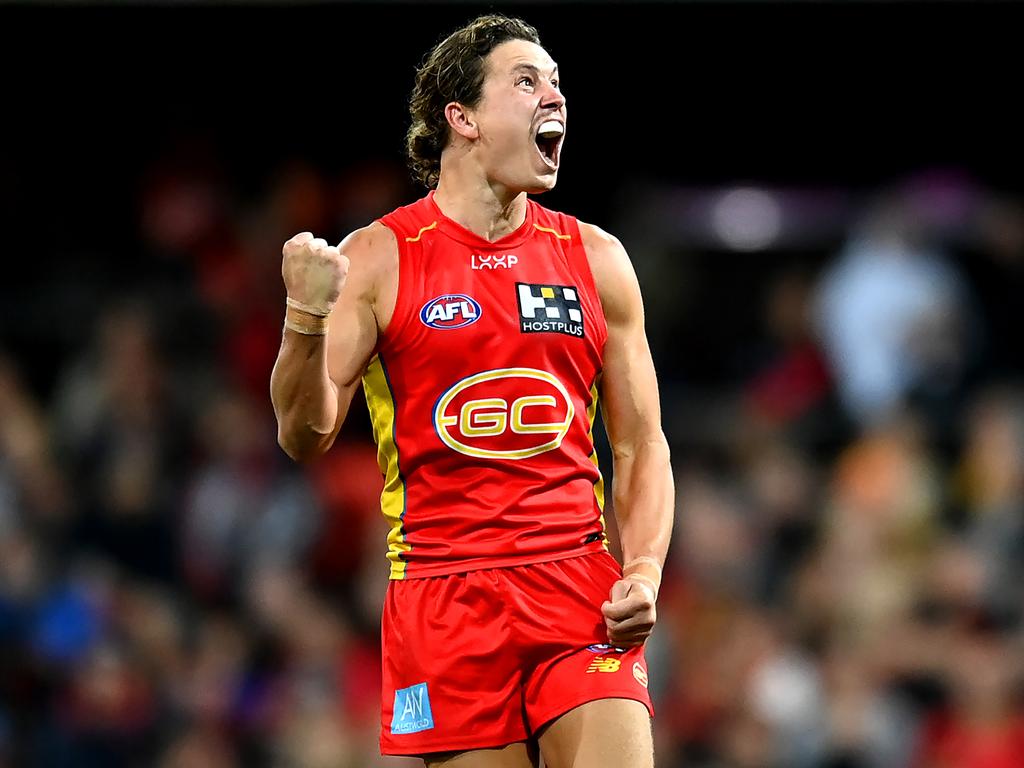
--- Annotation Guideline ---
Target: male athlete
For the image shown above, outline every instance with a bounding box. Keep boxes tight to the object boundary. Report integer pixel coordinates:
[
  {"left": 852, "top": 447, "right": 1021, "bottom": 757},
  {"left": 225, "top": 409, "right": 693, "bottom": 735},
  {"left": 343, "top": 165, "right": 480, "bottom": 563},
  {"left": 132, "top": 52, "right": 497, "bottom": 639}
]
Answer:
[{"left": 270, "top": 15, "right": 673, "bottom": 768}]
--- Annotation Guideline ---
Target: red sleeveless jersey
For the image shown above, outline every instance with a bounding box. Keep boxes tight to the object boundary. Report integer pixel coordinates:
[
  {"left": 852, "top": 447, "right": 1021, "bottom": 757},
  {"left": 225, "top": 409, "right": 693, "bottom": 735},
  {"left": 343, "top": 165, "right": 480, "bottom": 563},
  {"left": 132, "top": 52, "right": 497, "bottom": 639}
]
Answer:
[{"left": 362, "top": 191, "right": 608, "bottom": 579}]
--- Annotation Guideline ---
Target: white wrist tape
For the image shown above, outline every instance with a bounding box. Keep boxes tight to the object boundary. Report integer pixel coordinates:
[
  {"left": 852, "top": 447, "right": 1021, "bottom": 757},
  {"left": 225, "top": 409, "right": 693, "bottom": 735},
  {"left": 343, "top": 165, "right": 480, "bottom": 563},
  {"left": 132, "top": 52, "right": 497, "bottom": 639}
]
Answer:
[
  {"left": 622, "top": 556, "right": 662, "bottom": 600},
  {"left": 286, "top": 296, "right": 332, "bottom": 317},
  {"left": 623, "top": 556, "right": 663, "bottom": 577}
]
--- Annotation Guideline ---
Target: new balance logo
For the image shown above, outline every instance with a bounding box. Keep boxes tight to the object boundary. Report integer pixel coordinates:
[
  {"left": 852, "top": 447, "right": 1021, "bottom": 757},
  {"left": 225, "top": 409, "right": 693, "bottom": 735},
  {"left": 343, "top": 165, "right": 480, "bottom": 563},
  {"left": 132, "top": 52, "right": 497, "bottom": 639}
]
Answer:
[
  {"left": 586, "top": 657, "right": 621, "bottom": 674},
  {"left": 472, "top": 253, "right": 518, "bottom": 270}
]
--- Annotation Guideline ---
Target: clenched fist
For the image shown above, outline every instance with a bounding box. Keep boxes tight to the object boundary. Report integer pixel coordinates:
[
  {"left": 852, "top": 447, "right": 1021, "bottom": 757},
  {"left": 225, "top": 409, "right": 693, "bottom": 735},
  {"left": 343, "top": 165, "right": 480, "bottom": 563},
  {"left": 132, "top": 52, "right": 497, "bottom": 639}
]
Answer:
[
  {"left": 282, "top": 232, "right": 350, "bottom": 316},
  {"left": 601, "top": 577, "right": 657, "bottom": 647}
]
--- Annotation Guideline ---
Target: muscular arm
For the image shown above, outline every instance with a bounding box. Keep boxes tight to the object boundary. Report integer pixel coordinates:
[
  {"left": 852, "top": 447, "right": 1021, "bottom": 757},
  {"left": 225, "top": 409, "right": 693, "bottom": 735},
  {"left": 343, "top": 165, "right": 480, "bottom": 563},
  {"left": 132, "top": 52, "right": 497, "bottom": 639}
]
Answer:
[
  {"left": 582, "top": 222, "right": 674, "bottom": 644},
  {"left": 270, "top": 222, "right": 396, "bottom": 461}
]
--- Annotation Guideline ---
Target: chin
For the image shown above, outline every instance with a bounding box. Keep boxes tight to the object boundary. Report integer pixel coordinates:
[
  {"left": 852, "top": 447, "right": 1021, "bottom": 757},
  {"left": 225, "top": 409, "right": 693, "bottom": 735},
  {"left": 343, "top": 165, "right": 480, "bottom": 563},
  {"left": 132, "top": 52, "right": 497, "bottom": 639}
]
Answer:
[{"left": 523, "top": 172, "right": 558, "bottom": 195}]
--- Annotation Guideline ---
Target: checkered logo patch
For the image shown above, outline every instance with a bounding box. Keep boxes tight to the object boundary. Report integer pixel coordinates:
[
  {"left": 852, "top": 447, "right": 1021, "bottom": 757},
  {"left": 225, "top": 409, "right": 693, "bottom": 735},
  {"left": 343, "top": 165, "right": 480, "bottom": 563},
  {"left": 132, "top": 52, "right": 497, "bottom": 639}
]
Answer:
[{"left": 516, "top": 283, "right": 584, "bottom": 338}]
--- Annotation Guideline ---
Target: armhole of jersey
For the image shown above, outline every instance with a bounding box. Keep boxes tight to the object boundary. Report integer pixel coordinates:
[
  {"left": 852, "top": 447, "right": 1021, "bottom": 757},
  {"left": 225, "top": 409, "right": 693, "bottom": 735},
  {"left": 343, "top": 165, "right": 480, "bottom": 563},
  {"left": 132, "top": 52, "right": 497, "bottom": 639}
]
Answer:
[
  {"left": 565, "top": 216, "right": 610, "bottom": 351},
  {"left": 374, "top": 217, "right": 414, "bottom": 354}
]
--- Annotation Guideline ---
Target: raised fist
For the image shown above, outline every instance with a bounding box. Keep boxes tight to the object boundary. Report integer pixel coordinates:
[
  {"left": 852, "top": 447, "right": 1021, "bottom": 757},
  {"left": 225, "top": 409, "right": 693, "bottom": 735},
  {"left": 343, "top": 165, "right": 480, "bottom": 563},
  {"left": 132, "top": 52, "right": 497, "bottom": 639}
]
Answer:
[{"left": 281, "top": 232, "right": 350, "bottom": 316}]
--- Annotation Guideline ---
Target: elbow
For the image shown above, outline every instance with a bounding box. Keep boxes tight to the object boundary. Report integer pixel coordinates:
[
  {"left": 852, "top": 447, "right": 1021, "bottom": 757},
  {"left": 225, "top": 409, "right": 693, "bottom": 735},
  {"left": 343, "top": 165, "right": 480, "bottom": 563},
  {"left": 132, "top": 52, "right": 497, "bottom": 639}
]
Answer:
[
  {"left": 277, "top": 436, "right": 305, "bottom": 463},
  {"left": 277, "top": 423, "right": 326, "bottom": 464},
  {"left": 276, "top": 429, "right": 303, "bottom": 462}
]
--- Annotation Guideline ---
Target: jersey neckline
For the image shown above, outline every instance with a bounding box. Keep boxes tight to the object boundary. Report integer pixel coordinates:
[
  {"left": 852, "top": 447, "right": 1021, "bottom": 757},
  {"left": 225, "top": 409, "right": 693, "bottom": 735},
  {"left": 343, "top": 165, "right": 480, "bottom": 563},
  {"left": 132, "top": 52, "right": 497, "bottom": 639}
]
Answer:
[{"left": 426, "top": 190, "right": 537, "bottom": 250}]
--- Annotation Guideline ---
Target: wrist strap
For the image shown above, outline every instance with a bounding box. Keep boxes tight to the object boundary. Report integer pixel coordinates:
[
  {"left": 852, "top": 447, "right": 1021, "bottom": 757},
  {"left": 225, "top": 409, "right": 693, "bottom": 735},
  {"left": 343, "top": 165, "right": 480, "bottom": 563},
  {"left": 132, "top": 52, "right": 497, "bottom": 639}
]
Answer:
[
  {"left": 284, "top": 305, "right": 329, "bottom": 336},
  {"left": 286, "top": 296, "right": 331, "bottom": 317},
  {"left": 623, "top": 556, "right": 663, "bottom": 577},
  {"left": 623, "top": 556, "right": 663, "bottom": 600}
]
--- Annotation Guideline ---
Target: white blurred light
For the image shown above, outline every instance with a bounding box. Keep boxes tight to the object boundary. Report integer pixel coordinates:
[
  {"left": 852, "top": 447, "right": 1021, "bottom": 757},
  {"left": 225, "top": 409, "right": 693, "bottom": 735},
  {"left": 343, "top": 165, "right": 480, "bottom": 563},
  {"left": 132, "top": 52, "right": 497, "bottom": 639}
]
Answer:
[{"left": 711, "top": 188, "right": 783, "bottom": 251}]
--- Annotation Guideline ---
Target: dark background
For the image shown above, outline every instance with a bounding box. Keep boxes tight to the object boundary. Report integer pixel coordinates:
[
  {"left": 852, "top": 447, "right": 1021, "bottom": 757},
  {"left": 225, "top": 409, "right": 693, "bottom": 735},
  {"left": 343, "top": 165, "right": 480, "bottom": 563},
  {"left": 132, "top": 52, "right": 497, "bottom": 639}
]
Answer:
[
  {"left": 2, "top": 3, "right": 1024, "bottom": 767},
  {"left": 4, "top": 1, "right": 1022, "bottom": 390}
]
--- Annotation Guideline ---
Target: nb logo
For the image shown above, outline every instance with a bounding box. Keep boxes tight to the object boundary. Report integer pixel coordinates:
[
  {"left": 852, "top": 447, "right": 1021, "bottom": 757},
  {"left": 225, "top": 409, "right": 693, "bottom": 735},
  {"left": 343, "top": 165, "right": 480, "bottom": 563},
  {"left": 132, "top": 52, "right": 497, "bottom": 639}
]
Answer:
[
  {"left": 391, "top": 683, "right": 435, "bottom": 734},
  {"left": 472, "top": 253, "right": 518, "bottom": 270},
  {"left": 586, "top": 657, "right": 622, "bottom": 674},
  {"left": 433, "top": 368, "right": 575, "bottom": 460},
  {"left": 420, "top": 294, "right": 482, "bottom": 330}
]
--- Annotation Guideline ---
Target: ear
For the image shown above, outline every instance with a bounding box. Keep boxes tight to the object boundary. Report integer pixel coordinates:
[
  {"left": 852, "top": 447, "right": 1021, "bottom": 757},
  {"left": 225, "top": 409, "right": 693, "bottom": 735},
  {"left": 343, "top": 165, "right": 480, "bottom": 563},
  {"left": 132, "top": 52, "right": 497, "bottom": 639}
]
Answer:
[{"left": 444, "top": 101, "right": 479, "bottom": 141}]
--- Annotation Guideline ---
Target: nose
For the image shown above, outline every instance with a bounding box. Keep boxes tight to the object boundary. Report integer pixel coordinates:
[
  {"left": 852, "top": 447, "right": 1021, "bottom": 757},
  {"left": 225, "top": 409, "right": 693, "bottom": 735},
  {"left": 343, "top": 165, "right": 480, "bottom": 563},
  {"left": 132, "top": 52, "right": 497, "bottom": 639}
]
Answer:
[{"left": 540, "top": 80, "right": 565, "bottom": 111}]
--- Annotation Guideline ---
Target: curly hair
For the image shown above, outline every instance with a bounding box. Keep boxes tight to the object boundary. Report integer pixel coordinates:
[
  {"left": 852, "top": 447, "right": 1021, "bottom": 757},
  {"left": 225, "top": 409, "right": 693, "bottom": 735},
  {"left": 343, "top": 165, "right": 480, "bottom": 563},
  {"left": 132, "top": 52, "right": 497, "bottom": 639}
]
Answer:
[{"left": 406, "top": 15, "right": 542, "bottom": 189}]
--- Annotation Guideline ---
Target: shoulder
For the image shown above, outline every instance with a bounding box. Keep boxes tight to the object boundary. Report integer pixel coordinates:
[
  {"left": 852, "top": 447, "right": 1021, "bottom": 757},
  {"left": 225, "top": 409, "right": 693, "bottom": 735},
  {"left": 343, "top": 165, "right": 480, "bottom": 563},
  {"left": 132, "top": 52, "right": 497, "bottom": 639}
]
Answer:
[
  {"left": 578, "top": 220, "right": 627, "bottom": 263},
  {"left": 577, "top": 221, "right": 641, "bottom": 324},
  {"left": 339, "top": 222, "right": 398, "bottom": 283},
  {"left": 340, "top": 220, "right": 398, "bottom": 260}
]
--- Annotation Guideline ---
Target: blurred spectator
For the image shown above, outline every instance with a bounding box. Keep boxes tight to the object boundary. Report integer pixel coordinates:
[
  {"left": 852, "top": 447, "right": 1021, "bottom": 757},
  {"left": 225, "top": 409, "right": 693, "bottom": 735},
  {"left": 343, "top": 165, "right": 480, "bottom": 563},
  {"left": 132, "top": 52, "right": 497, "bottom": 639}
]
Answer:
[
  {"left": 51, "top": 304, "right": 186, "bottom": 583},
  {"left": 0, "top": 356, "right": 71, "bottom": 534},
  {"left": 952, "top": 386, "right": 1024, "bottom": 612},
  {"left": 182, "top": 392, "right": 321, "bottom": 603},
  {"left": 814, "top": 186, "right": 976, "bottom": 429},
  {"left": 816, "top": 415, "right": 942, "bottom": 648},
  {"left": 913, "top": 610, "right": 1024, "bottom": 768},
  {"left": 743, "top": 268, "right": 834, "bottom": 437}
]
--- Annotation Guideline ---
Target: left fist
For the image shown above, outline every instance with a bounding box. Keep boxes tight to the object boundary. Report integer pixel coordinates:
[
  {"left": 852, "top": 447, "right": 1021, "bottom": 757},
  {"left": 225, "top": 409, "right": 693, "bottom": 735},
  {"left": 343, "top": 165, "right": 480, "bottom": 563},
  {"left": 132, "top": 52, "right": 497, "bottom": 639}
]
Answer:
[{"left": 601, "top": 577, "right": 657, "bottom": 647}]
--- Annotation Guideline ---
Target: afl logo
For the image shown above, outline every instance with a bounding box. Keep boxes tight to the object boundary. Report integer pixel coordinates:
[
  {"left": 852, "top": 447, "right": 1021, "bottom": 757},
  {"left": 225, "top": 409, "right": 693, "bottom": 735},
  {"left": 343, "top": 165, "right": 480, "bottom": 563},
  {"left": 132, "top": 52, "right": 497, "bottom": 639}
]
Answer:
[
  {"left": 420, "top": 294, "right": 481, "bottom": 330},
  {"left": 433, "top": 368, "right": 575, "bottom": 460},
  {"left": 587, "top": 644, "right": 627, "bottom": 654}
]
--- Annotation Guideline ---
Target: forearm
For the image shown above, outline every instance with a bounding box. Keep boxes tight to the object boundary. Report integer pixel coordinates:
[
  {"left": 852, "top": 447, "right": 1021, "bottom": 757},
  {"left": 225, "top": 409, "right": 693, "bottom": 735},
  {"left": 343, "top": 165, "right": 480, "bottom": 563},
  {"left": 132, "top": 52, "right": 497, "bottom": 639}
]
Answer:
[
  {"left": 270, "top": 329, "right": 340, "bottom": 462},
  {"left": 611, "top": 435, "right": 674, "bottom": 587}
]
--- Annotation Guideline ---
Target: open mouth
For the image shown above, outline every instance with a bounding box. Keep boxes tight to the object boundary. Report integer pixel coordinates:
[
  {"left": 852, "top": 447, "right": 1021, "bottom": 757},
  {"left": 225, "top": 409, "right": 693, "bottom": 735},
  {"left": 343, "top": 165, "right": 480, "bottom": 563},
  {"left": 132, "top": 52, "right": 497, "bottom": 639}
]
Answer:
[{"left": 534, "top": 120, "right": 563, "bottom": 169}]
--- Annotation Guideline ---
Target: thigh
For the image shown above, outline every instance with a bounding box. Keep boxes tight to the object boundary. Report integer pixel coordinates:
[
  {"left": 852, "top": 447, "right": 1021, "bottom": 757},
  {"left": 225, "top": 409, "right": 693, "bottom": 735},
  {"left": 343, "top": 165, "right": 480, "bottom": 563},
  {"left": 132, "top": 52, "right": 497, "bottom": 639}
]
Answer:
[
  {"left": 423, "top": 742, "right": 539, "bottom": 768},
  {"left": 509, "top": 554, "right": 654, "bottom": 733},
  {"left": 537, "top": 698, "right": 654, "bottom": 768},
  {"left": 381, "top": 572, "right": 528, "bottom": 756}
]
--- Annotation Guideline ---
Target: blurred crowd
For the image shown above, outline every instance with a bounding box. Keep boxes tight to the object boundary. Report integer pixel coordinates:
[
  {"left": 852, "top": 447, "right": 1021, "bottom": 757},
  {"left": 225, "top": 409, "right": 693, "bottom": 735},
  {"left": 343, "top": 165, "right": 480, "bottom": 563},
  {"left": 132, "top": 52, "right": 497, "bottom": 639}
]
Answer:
[{"left": 2, "top": 148, "right": 1024, "bottom": 767}]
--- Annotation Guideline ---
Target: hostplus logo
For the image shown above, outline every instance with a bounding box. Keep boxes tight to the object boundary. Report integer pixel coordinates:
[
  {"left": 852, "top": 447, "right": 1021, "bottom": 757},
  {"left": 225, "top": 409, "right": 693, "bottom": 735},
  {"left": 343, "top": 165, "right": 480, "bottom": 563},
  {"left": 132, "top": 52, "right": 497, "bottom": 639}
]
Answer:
[
  {"left": 516, "top": 283, "right": 584, "bottom": 337},
  {"left": 472, "top": 253, "right": 518, "bottom": 270}
]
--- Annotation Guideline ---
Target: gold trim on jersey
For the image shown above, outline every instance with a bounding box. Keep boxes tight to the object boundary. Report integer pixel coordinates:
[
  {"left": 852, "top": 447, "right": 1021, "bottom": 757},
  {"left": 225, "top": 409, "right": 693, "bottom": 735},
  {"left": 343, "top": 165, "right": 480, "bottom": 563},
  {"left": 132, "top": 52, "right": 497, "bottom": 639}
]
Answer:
[
  {"left": 363, "top": 354, "right": 411, "bottom": 579},
  {"left": 534, "top": 223, "right": 572, "bottom": 240},
  {"left": 405, "top": 221, "right": 438, "bottom": 243},
  {"left": 587, "top": 380, "right": 608, "bottom": 548}
]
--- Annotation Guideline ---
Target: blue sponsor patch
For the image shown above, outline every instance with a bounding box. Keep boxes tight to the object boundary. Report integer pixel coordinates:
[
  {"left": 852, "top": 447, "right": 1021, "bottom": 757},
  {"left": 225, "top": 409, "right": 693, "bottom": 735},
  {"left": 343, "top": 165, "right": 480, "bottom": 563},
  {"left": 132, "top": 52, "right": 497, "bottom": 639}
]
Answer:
[
  {"left": 420, "top": 294, "right": 482, "bottom": 330},
  {"left": 391, "top": 683, "right": 435, "bottom": 734},
  {"left": 587, "top": 643, "right": 627, "bottom": 654}
]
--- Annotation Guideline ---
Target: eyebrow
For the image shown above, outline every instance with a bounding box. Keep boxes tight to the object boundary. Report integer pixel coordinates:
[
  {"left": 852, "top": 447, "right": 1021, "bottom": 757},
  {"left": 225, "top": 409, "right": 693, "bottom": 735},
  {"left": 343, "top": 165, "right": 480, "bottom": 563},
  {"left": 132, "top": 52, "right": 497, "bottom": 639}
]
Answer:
[{"left": 511, "top": 63, "right": 559, "bottom": 79}]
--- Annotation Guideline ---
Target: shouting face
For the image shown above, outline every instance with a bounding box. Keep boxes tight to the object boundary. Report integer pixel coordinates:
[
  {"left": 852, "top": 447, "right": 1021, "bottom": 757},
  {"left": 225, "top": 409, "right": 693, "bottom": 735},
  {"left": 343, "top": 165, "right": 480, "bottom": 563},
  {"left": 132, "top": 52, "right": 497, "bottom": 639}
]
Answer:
[{"left": 456, "top": 39, "right": 566, "bottom": 194}]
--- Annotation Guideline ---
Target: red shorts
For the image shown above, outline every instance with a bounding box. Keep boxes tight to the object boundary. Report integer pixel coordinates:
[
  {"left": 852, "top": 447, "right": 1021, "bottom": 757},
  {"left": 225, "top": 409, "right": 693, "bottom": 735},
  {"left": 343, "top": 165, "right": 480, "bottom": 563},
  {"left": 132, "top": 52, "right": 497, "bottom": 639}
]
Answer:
[{"left": 380, "top": 551, "right": 654, "bottom": 755}]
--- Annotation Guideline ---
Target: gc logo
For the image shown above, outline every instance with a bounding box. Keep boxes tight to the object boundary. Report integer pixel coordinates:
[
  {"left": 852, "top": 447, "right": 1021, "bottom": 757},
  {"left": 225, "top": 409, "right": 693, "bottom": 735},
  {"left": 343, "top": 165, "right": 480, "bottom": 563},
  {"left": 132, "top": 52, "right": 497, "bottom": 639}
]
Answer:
[{"left": 433, "top": 368, "right": 575, "bottom": 460}]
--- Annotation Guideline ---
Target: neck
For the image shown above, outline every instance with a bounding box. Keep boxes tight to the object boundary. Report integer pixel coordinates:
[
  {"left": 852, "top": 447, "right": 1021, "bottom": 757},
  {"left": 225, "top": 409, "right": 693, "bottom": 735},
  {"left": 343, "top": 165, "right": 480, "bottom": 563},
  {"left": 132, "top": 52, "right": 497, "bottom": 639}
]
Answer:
[{"left": 432, "top": 159, "right": 528, "bottom": 243}]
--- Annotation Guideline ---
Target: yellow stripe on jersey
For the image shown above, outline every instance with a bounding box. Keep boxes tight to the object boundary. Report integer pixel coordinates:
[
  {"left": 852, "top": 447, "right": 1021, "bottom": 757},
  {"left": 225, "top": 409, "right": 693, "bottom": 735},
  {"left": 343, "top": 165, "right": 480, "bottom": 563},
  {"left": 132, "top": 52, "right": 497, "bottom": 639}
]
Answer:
[
  {"left": 587, "top": 380, "right": 608, "bottom": 548},
  {"left": 405, "top": 221, "right": 438, "bottom": 242},
  {"left": 534, "top": 223, "right": 572, "bottom": 240},
  {"left": 363, "top": 354, "right": 411, "bottom": 579}
]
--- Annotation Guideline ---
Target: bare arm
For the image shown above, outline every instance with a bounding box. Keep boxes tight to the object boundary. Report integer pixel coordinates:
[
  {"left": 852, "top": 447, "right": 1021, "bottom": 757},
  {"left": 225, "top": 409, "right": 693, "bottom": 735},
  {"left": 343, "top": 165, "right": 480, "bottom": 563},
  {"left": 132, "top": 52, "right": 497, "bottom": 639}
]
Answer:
[
  {"left": 581, "top": 222, "right": 675, "bottom": 646},
  {"left": 270, "top": 222, "right": 396, "bottom": 461}
]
